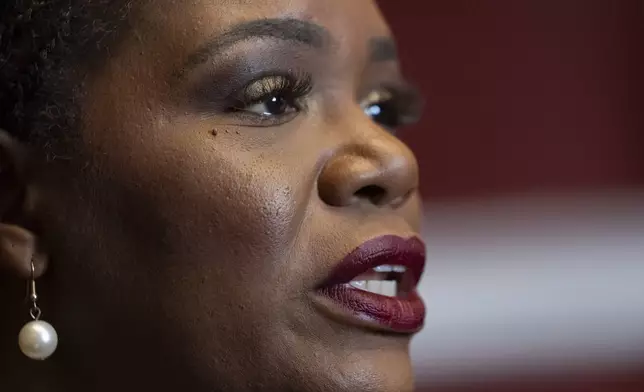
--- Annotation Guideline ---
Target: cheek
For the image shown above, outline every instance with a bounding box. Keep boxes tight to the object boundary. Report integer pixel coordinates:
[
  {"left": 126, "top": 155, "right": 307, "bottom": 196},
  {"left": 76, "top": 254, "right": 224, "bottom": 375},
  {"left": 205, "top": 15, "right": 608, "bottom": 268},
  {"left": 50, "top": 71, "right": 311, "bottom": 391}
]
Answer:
[
  {"left": 65, "top": 128, "right": 319, "bottom": 367},
  {"left": 90, "top": 128, "right": 314, "bottom": 283}
]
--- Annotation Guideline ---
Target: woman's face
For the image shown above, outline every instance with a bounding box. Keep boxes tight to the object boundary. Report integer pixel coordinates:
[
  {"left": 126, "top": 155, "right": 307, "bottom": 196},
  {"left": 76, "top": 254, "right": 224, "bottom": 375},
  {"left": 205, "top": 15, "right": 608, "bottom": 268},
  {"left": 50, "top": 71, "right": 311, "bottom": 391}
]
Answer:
[{"left": 23, "top": 0, "right": 423, "bottom": 391}]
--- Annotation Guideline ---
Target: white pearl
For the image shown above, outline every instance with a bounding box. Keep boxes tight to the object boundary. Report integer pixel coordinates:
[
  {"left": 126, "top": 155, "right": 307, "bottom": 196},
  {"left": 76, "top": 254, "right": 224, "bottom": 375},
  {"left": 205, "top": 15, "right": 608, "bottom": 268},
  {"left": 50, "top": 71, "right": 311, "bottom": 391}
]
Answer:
[{"left": 18, "top": 320, "right": 58, "bottom": 360}]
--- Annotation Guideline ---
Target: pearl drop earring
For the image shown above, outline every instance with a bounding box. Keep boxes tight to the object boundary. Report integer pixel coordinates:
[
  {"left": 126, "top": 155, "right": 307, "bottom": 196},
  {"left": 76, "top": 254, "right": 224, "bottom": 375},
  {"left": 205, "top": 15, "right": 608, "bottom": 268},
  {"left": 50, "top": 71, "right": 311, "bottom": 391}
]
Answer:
[{"left": 18, "top": 260, "right": 58, "bottom": 360}]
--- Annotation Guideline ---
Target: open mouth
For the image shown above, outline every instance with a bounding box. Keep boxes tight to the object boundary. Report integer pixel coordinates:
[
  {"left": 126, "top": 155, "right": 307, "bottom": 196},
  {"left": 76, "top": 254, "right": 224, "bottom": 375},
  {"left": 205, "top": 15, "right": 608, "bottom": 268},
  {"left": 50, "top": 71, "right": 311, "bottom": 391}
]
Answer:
[
  {"left": 347, "top": 264, "right": 415, "bottom": 298},
  {"left": 314, "top": 235, "right": 427, "bottom": 334}
]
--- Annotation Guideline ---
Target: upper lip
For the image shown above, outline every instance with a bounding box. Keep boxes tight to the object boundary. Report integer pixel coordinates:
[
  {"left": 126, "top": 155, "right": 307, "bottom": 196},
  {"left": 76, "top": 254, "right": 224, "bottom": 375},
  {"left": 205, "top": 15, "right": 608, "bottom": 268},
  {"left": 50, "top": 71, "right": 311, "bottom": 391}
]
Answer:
[{"left": 318, "top": 235, "right": 426, "bottom": 289}]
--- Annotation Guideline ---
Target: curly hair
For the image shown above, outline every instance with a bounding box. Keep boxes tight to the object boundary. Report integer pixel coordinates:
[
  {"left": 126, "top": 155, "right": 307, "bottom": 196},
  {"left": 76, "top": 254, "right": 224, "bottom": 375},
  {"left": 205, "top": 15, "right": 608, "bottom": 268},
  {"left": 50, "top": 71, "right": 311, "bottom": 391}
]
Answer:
[{"left": 0, "top": 0, "right": 133, "bottom": 150}]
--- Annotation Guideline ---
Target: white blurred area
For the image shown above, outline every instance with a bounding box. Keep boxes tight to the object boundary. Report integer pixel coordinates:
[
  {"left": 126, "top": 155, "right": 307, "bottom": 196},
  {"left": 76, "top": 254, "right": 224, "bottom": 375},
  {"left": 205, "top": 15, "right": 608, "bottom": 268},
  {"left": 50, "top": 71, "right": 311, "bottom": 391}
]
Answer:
[{"left": 413, "top": 190, "right": 644, "bottom": 383}]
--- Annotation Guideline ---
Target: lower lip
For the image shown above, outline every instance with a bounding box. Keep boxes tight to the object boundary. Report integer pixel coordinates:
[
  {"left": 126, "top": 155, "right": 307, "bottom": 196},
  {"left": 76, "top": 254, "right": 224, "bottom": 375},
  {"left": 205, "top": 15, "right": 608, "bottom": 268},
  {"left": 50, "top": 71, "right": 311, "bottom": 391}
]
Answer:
[{"left": 315, "top": 285, "right": 426, "bottom": 333}]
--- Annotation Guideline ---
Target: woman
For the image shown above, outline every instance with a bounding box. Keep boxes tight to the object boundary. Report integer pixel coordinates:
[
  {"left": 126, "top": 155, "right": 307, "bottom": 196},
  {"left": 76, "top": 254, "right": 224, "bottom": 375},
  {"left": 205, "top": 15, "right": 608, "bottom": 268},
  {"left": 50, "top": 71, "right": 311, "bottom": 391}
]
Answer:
[{"left": 0, "top": 0, "right": 425, "bottom": 391}]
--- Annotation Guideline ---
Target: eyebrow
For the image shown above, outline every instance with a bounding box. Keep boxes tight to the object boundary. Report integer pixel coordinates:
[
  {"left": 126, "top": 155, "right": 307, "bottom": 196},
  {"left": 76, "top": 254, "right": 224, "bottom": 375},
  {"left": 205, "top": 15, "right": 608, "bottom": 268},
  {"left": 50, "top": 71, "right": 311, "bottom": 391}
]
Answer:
[
  {"left": 178, "top": 18, "right": 331, "bottom": 77},
  {"left": 369, "top": 37, "right": 398, "bottom": 62}
]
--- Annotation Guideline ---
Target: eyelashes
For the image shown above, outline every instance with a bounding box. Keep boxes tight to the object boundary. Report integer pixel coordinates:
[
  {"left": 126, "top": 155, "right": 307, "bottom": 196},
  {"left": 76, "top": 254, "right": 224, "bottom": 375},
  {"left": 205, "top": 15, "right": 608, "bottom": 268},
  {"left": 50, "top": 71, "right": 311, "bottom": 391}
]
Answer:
[{"left": 231, "top": 72, "right": 313, "bottom": 111}]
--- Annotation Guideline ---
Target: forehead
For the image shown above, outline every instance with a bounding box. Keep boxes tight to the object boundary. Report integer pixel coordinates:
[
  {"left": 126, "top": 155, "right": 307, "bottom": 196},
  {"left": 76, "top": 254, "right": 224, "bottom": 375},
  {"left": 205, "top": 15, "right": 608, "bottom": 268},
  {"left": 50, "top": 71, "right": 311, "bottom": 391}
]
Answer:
[
  {"left": 139, "top": 0, "right": 389, "bottom": 29},
  {"left": 132, "top": 0, "right": 392, "bottom": 57}
]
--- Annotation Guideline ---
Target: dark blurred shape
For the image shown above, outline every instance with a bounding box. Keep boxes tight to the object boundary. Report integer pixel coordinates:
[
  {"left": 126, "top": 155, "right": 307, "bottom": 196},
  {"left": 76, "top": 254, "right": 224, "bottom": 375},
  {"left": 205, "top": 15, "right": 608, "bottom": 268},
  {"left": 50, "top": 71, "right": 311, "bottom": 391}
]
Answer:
[{"left": 380, "top": 0, "right": 644, "bottom": 199}]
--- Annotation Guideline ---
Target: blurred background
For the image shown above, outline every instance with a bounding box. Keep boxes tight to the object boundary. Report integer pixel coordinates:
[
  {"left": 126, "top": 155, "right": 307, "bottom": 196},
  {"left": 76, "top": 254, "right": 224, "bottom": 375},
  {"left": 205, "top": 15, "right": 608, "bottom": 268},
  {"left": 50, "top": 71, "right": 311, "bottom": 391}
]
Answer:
[{"left": 377, "top": 0, "right": 644, "bottom": 391}]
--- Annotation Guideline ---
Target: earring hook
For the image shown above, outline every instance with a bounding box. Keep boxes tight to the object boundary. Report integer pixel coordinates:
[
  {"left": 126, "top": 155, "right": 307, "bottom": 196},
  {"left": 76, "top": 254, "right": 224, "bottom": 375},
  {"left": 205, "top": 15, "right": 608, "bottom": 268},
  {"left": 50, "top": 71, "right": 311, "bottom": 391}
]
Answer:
[{"left": 27, "top": 260, "right": 41, "bottom": 320}]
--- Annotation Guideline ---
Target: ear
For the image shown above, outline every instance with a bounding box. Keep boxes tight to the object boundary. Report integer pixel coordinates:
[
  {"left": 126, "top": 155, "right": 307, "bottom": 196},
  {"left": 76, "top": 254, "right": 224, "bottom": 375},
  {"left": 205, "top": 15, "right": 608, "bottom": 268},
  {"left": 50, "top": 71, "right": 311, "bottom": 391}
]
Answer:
[{"left": 0, "top": 129, "right": 48, "bottom": 279}]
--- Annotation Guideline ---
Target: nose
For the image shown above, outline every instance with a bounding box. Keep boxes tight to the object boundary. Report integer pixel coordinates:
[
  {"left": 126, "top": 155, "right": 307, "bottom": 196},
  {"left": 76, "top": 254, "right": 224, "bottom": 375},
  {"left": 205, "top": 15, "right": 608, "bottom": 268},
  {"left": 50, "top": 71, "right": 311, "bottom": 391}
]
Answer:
[{"left": 317, "top": 130, "right": 419, "bottom": 208}]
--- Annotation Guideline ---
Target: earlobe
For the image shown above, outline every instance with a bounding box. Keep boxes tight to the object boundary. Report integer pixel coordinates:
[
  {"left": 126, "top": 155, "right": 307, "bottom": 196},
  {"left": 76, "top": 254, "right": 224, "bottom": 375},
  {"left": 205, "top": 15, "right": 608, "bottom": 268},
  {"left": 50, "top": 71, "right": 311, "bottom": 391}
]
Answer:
[
  {"left": 0, "top": 223, "right": 48, "bottom": 279},
  {"left": 0, "top": 129, "right": 25, "bottom": 217},
  {"left": 0, "top": 128, "right": 27, "bottom": 177},
  {"left": 0, "top": 129, "right": 48, "bottom": 279}
]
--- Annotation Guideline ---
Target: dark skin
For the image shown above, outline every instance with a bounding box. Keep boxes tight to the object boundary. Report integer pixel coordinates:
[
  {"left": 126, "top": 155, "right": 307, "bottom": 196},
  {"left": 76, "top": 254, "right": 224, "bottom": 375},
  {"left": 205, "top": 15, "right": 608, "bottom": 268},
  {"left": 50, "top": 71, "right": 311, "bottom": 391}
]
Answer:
[{"left": 0, "top": 0, "right": 423, "bottom": 391}]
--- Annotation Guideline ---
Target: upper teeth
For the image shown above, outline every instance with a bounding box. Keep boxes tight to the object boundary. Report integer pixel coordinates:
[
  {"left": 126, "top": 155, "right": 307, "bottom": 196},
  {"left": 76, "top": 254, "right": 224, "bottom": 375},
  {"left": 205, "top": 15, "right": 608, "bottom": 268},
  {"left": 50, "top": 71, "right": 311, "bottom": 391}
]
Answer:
[
  {"left": 373, "top": 265, "right": 407, "bottom": 273},
  {"left": 349, "top": 280, "right": 398, "bottom": 297},
  {"left": 346, "top": 265, "right": 407, "bottom": 297}
]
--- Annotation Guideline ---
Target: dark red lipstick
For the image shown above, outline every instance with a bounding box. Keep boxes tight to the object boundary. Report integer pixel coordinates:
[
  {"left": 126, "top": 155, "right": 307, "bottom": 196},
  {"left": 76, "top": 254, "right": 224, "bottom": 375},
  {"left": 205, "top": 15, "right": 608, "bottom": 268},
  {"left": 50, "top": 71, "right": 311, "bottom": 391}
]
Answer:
[{"left": 315, "top": 235, "right": 426, "bottom": 334}]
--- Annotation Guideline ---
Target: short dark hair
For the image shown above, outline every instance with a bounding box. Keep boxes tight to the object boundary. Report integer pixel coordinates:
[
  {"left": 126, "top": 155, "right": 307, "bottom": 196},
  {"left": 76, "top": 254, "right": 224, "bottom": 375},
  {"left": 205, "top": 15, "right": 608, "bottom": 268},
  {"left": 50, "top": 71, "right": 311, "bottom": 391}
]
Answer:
[{"left": 0, "top": 0, "right": 133, "bottom": 150}]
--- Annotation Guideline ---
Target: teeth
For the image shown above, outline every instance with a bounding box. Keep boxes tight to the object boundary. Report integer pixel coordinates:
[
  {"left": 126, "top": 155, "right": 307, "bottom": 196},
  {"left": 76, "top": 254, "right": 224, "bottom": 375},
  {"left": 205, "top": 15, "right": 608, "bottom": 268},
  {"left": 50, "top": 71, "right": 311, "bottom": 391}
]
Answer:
[
  {"left": 382, "top": 281, "right": 396, "bottom": 297},
  {"left": 366, "top": 280, "right": 381, "bottom": 293},
  {"left": 347, "top": 265, "right": 406, "bottom": 297},
  {"left": 374, "top": 265, "right": 393, "bottom": 272},
  {"left": 349, "top": 280, "right": 398, "bottom": 297},
  {"left": 349, "top": 281, "right": 367, "bottom": 290},
  {"left": 373, "top": 265, "right": 407, "bottom": 273}
]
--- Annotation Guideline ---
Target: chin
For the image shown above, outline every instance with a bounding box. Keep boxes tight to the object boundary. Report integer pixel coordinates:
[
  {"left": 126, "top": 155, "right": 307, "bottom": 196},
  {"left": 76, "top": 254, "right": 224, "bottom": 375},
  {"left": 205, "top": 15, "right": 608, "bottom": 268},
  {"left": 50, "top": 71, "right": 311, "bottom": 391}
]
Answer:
[{"left": 318, "top": 348, "right": 416, "bottom": 392}]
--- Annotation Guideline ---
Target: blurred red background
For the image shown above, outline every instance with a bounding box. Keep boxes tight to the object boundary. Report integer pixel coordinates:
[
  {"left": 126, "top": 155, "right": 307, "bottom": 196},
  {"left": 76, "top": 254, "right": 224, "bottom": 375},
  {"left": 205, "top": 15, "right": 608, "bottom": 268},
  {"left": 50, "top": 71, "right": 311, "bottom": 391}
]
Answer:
[
  {"left": 380, "top": 0, "right": 644, "bottom": 200},
  {"left": 378, "top": 1, "right": 644, "bottom": 391}
]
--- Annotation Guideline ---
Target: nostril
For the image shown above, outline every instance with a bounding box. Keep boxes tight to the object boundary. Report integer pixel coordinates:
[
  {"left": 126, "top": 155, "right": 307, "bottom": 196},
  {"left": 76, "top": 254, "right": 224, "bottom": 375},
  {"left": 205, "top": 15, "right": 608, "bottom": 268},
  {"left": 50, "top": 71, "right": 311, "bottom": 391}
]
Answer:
[{"left": 354, "top": 185, "right": 387, "bottom": 205}]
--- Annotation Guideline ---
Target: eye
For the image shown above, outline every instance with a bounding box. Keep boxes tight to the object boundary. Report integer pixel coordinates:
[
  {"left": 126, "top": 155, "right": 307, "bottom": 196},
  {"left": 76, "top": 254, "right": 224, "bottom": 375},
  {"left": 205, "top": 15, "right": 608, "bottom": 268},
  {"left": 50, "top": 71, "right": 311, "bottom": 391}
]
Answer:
[
  {"left": 228, "top": 73, "right": 313, "bottom": 125},
  {"left": 361, "top": 89, "right": 402, "bottom": 130},
  {"left": 246, "top": 95, "right": 297, "bottom": 117},
  {"left": 360, "top": 87, "right": 422, "bottom": 132}
]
